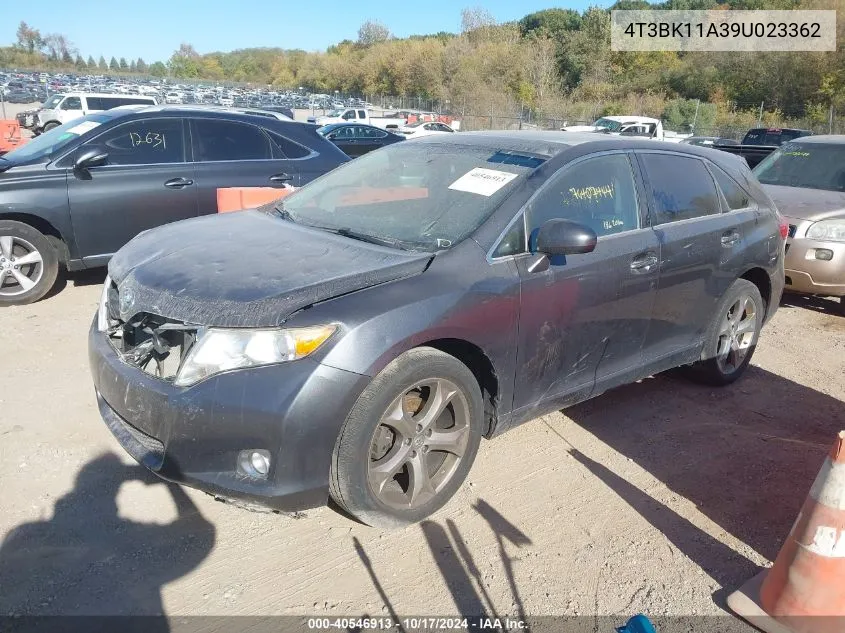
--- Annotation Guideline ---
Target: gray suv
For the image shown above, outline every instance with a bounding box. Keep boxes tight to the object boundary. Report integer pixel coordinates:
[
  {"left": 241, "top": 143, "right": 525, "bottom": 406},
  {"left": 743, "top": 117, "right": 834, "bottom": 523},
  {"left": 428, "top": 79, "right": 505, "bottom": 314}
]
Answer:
[
  {"left": 89, "top": 132, "right": 785, "bottom": 528},
  {"left": 0, "top": 106, "right": 349, "bottom": 305}
]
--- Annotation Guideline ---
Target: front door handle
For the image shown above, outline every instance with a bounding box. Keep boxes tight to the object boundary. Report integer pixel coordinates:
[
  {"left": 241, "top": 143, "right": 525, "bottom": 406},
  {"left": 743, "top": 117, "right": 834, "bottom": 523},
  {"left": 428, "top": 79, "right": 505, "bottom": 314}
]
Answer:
[
  {"left": 721, "top": 231, "right": 740, "bottom": 247},
  {"left": 269, "top": 173, "right": 292, "bottom": 184},
  {"left": 164, "top": 177, "right": 193, "bottom": 189},
  {"left": 630, "top": 253, "right": 659, "bottom": 273}
]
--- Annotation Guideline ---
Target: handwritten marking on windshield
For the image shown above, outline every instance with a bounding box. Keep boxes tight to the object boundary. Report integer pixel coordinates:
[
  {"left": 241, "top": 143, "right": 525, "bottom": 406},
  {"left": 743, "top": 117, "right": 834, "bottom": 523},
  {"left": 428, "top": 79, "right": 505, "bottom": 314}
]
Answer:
[
  {"left": 782, "top": 151, "right": 810, "bottom": 157},
  {"left": 129, "top": 132, "right": 166, "bottom": 149}
]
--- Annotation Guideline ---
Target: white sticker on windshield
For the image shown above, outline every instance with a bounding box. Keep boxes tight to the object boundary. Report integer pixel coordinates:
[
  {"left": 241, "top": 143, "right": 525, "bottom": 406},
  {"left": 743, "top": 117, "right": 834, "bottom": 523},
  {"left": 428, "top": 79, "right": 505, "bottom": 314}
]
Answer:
[
  {"left": 67, "top": 121, "right": 101, "bottom": 136},
  {"left": 448, "top": 168, "right": 518, "bottom": 197}
]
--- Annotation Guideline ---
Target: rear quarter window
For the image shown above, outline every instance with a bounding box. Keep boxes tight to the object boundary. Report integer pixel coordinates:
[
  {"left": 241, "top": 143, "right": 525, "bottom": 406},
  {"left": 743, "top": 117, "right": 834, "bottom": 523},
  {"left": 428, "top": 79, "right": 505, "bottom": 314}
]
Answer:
[{"left": 267, "top": 130, "right": 312, "bottom": 159}]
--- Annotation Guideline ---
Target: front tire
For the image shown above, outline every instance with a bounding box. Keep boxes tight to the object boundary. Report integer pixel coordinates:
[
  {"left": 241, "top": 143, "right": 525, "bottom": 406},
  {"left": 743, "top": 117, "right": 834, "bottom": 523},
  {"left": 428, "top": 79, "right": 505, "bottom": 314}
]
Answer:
[
  {"left": 682, "top": 279, "right": 764, "bottom": 386},
  {"left": 42, "top": 122, "right": 59, "bottom": 133},
  {"left": 330, "top": 347, "right": 483, "bottom": 529},
  {"left": 0, "top": 221, "right": 59, "bottom": 306}
]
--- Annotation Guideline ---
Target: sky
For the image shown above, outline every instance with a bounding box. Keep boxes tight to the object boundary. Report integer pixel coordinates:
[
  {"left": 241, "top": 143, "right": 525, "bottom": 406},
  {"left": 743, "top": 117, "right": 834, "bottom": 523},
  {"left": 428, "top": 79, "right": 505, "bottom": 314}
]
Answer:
[{"left": 4, "top": 1, "right": 599, "bottom": 62}]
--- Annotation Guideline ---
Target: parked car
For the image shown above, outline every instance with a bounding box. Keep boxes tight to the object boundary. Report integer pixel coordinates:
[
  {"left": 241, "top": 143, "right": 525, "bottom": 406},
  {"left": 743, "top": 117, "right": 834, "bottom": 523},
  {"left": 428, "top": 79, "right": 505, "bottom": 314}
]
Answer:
[
  {"left": 88, "top": 132, "right": 784, "bottom": 528},
  {"left": 33, "top": 92, "right": 159, "bottom": 133},
  {"left": 3, "top": 90, "right": 38, "bottom": 104},
  {"left": 0, "top": 105, "right": 349, "bottom": 305},
  {"left": 399, "top": 120, "right": 455, "bottom": 138},
  {"left": 308, "top": 107, "right": 370, "bottom": 126},
  {"left": 713, "top": 127, "right": 813, "bottom": 169},
  {"left": 681, "top": 136, "right": 740, "bottom": 147},
  {"left": 753, "top": 136, "right": 845, "bottom": 314},
  {"left": 317, "top": 123, "right": 405, "bottom": 157},
  {"left": 563, "top": 116, "right": 666, "bottom": 141}
]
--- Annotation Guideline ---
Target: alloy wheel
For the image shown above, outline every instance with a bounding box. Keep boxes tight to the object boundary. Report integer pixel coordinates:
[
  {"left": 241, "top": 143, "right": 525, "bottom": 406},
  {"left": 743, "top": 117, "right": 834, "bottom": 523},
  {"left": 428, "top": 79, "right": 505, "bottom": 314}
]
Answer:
[
  {"left": 367, "top": 378, "right": 471, "bottom": 510},
  {"left": 0, "top": 235, "right": 44, "bottom": 297},
  {"left": 715, "top": 294, "right": 757, "bottom": 375}
]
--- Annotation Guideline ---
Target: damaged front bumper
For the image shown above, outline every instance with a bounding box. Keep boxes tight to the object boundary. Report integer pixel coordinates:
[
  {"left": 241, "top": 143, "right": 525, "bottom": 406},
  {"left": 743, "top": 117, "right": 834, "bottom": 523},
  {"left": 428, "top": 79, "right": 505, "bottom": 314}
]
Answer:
[{"left": 88, "top": 316, "right": 370, "bottom": 512}]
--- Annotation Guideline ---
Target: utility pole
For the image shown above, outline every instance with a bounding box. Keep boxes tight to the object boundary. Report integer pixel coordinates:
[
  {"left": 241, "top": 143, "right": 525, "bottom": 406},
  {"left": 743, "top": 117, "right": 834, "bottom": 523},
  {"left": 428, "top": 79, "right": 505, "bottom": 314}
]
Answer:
[
  {"left": 830, "top": 103, "right": 834, "bottom": 134},
  {"left": 691, "top": 99, "right": 700, "bottom": 134},
  {"left": 757, "top": 101, "right": 764, "bottom": 127}
]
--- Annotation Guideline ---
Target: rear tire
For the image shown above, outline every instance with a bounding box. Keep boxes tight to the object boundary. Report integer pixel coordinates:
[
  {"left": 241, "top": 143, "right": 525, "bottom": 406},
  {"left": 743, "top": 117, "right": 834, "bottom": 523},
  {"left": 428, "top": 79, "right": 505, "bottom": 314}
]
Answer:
[
  {"left": 330, "top": 347, "right": 483, "bottom": 529},
  {"left": 42, "top": 122, "right": 59, "bottom": 133},
  {"left": 0, "top": 221, "right": 59, "bottom": 306},
  {"left": 837, "top": 297, "right": 845, "bottom": 317},
  {"left": 681, "top": 279, "right": 764, "bottom": 386}
]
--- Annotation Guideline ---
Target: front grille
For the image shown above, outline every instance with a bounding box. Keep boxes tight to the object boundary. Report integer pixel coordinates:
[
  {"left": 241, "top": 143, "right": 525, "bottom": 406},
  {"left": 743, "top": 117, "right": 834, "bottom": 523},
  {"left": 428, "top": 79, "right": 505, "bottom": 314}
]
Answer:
[
  {"left": 103, "top": 281, "right": 198, "bottom": 381},
  {"left": 788, "top": 224, "right": 798, "bottom": 238}
]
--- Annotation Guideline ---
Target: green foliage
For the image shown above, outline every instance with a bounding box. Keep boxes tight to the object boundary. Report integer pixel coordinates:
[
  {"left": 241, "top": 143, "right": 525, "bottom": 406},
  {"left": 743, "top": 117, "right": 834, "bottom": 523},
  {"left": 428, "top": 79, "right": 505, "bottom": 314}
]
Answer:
[
  {"left": 108, "top": 56, "right": 118, "bottom": 71},
  {"left": 518, "top": 9, "right": 581, "bottom": 36},
  {"left": 662, "top": 98, "right": 716, "bottom": 131},
  {"left": 98, "top": 56, "right": 107, "bottom": 70}
]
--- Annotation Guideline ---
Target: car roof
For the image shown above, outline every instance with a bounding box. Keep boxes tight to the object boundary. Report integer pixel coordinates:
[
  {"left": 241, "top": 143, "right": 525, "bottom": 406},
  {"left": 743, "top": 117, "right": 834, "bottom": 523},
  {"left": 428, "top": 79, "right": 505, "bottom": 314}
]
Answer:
[
  {"left": 785, "top": 135, "right": 845, "bottom": 144},
  {"left": 412, "top": 130, "right": 743, "bottom": 160},
  {"left": 99, "top": 104, "right": 311, "bottom": 125}
]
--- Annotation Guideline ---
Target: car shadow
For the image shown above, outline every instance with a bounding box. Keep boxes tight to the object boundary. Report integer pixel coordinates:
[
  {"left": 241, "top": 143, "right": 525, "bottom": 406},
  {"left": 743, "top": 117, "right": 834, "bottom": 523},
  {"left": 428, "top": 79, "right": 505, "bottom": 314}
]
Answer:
[
  {"left": 0, "top": 452, "right": 215, "bottom": 628},
  {"left": 779, "top": 292, "right": 842, "bottom": 316},
  {"left": 44, "top": 268, "right": 108, "bottom": 300},
  {"left": 559, "top": 365, "right": 843, "bottom": 598}
]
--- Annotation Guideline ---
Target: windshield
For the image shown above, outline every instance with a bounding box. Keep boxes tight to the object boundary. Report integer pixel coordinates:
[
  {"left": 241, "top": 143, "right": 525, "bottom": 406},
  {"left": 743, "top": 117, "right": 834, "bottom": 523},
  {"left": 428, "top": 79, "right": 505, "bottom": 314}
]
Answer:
[
  {"left": 754, "top": 143, "right": 845, "bottom": 192},
  {"left": 271, "top": 142, "right": 544, "bottom": 252},
  {"left": 43, "top": 94, "right": 63, "bottom": 109},
  {"left": 593, "top": 118, "right": 623, "bottom": 132},
  {"left": 744, "top": 129, "right": 809, "bottom": 146},
  {"left": 406, "top": 121, "right": 426, "bottom": 128},
  {"left": 326, "top": 110, "right": 342, "bottom": 117},
  {"left": 3, "top": 114, "right": 111, "bottom": 163}
]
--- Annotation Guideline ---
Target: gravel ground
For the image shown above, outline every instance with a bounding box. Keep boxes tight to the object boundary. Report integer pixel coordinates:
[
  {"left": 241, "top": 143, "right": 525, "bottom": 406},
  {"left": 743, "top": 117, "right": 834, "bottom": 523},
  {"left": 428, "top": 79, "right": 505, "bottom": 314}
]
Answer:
[{"left": 1, "top": 274, "right": 843, "bottom": 628}]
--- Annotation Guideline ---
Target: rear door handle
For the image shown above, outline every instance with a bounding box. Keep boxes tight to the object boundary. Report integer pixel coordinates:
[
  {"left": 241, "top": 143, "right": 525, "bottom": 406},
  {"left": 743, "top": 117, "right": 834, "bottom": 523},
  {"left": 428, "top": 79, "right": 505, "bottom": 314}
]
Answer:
[
  {"left": 630, "top": 252, "right": 659, "bottom": 273},
  {"left": 721, "top": 231, "right": 740, "bottom": 247},
  {"left": 269, "top": 173, "right": 292, "bottom": 184},
  {"left": 164, "top": 177, "right": 193, "bottom": 189}
]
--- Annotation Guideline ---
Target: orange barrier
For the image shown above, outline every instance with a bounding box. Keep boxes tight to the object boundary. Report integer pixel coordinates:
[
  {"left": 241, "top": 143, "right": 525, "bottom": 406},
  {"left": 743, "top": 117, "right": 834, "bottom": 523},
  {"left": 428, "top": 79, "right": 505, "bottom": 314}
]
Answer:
[
  {"left": 0, "top": 120, "right": 27, "bottom": 154},
  {"left": 728, "top": 430, "right": 845, "bottom": 633},
  {"left": 216, "top": 186, "right": 295, "bottom": 213}
]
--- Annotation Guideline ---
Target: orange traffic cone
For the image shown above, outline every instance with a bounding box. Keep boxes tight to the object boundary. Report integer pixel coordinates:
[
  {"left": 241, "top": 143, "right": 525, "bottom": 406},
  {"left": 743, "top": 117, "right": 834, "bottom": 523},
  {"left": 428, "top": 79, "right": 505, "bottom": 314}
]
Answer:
[{"left": 728, "top": 431, "right": 845, "bottom": 633}]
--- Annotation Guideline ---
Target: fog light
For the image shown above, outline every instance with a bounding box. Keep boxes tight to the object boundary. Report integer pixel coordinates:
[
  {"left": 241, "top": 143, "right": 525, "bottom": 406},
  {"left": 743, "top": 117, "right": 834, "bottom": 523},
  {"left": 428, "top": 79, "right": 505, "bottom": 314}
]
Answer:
[
  {"left": 237, "top": 449, "right": 271, "bottom": 478},
  {"left": 815, "top": 249, "right": 834, "bottom": 261}
]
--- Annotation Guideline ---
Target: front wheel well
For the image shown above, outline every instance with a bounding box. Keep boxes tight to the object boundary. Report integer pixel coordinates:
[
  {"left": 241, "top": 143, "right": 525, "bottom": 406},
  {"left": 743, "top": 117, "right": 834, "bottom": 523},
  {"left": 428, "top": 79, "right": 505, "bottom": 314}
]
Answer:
[
  {"left": 420, "top": 338, "right": 499, "bottom": 437},
  {"left": 0, "top": 213, "right": 69, "bottom": 264},
  {"left": 740, "top": 267, "right": 771, "bottom": 311}
]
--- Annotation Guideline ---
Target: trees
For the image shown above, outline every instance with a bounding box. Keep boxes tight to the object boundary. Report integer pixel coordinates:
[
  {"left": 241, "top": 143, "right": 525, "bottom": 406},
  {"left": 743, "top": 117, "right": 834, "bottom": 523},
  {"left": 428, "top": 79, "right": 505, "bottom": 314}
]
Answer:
[
  {"left": 98, "top": 56, "right": 107, "bottom": 71},
  {"left": 75, "top": 54, "right": 86, "bottom": 70},
  {"left": 168, "top": 43, "right": 201, "bottom": 78},
  {"left": 358, "top": 20, "right": 391, "bottom": 46},
  {"left": 87, "top": 55, "right": 96, "bottom": 68},
  {"left": 149, "top": 61, "right": 167, "bottom": 77},
  {"left": 129, "top": 59, "right": 137, "bottom": 73},
  {"left": 109, "top": 56, "right": 119, "bottom": 71},
  {"left": 119, "top": 57, "right": 128, "bottom": 71},
  {"left": 136, "top": 58, "right": 148, "bottom": 73},
  {"left": 15, "top": 22, "right": 42, "bottom": 54}
]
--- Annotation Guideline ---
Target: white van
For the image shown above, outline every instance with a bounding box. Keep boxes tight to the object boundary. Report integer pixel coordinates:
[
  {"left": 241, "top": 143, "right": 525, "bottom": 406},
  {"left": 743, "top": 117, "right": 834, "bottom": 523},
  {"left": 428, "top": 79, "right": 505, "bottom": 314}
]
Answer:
[{"left": 35, "top": 92, "right": 158, "bottom": 133}]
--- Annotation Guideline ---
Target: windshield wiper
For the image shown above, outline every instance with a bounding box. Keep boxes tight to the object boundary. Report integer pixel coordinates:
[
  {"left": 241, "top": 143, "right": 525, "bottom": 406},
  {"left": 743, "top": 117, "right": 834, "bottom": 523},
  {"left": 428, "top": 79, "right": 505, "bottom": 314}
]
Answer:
[
  {"left": 314, "top": 225, "right": 413, "bottom": 250},
  {"left": 268, "top": 200, "right": 297, "bottom": 223}
]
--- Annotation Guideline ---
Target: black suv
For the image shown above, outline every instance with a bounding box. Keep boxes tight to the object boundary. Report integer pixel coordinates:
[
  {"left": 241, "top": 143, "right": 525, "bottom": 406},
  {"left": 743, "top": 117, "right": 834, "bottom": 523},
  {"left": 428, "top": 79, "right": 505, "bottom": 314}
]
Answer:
[
  {"left": 90, "top": 132, "right": 786, "bottom": 528},
  {"left": 0, "top": 106, "right": 349, "bottom": 305}
]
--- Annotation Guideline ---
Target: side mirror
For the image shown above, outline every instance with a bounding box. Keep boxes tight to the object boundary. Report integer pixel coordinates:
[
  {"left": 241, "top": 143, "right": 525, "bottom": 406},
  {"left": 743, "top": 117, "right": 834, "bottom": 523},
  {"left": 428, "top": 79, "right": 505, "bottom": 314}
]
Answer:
[
  {"left": 74, "top": 146, "right": 108, "bottom": 171},
  {"left": 535, "top": 219, "right": 597, "bottom": 256}
]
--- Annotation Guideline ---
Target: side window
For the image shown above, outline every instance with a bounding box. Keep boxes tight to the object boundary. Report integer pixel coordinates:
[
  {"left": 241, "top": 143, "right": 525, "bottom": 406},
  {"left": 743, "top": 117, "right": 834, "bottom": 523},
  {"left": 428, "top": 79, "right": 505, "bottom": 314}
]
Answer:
[
  {"left": 86, "top": 97, "right": 104, "bottom": 110},
  {"left": 363, "top": 127, "right": 387, "bottom": 139},
  {"left": 342, "top": 111, "right": 356, "bottom": 120},
  {"left": 639, "top": 154, "right": 720, "bottom": 224},
  {"left": 90, "top": 118, "right": 184, "bottom": 165},
  {"left": 358, "top": 110, "right": 366, "bottom": 119},
  {"left": 493, "top": 217, "right": 527, "bottom": 257},
  {"left": 266, "top": 130, "right": 312, "bottom": 159},
  {"left": 61, "top": 97, "right": 82, "bottom": 111},
  {"left": 192, "top": 119, "right": 271, "bottom": 162},
  {"left": 526, "top": 153, "right": 640, "bottom": 238},
  {"left": 711, "top": 165, "right": 751, "bottom": 210}
]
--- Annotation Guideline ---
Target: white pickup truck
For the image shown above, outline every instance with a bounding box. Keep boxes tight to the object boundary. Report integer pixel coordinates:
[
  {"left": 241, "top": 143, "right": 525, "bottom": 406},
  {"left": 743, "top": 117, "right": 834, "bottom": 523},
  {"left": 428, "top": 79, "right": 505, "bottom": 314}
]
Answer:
[
  {"left": 307, "top": 108, "right": 408, "bottom": 131},
  {"left": 562, "top": 116, "right": 688, "bottom": 143}
]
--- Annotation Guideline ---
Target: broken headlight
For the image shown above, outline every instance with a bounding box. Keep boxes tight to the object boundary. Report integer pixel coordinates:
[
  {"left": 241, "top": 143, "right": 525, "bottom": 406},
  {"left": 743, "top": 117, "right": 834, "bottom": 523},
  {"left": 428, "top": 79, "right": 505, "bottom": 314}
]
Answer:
[
  {"left": 174, "top": 325, "right": 337, "bottom": 387},
  {"left": 97, "top": 275, "right": 113, "bottom": 332}
]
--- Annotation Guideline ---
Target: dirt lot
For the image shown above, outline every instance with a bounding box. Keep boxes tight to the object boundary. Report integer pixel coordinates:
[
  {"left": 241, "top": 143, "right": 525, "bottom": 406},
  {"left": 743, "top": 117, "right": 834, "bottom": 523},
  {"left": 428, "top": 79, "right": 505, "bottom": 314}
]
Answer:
[{"left": 1, "top": 272, "right": 843, "bottom": 628}]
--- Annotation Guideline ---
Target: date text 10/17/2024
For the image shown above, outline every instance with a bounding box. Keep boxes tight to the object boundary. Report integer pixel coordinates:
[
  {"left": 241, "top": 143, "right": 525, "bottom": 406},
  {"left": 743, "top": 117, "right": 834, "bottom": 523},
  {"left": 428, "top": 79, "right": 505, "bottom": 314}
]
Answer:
[{"left": 306, "top": 617, "right": 529, "bottom": 631}]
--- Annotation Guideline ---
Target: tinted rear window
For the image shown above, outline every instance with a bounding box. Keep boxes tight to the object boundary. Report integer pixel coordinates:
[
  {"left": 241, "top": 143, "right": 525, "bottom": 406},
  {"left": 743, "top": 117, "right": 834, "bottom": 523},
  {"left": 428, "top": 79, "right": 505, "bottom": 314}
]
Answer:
[{"left": 753, "top": 143, "right": 845, "bottom": 192}]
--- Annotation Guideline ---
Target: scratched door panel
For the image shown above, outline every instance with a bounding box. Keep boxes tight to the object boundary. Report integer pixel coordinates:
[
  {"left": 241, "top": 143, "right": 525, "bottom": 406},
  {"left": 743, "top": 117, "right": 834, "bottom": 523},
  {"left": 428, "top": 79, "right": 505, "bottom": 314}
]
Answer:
[{"left": 510, "top": 152, "right": 655, "bottom": 418}]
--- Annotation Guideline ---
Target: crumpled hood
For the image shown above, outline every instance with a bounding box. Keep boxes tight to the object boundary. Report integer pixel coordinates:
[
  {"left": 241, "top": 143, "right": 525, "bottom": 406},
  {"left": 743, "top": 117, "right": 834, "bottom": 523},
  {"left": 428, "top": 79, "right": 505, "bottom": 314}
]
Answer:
[
  {"left": 763, "top": 184, "right": 845, "bottom": 222},
  {"left": 108, "top": 211, "right": 432, "bottom": 328}
]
